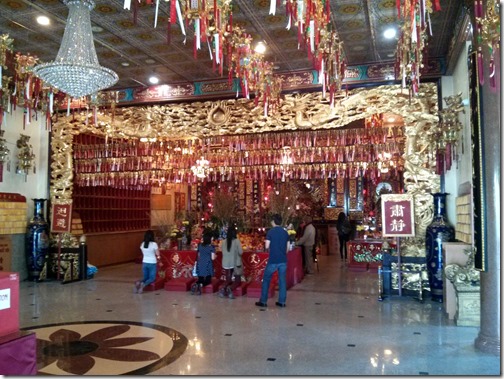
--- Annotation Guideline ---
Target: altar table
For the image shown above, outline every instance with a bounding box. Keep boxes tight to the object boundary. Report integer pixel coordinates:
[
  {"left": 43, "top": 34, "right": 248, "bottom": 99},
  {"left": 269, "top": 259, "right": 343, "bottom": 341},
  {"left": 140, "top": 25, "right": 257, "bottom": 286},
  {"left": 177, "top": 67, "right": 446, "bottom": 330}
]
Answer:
[{"left": 155, "top": 247, "right": 303, "bottom": 293}]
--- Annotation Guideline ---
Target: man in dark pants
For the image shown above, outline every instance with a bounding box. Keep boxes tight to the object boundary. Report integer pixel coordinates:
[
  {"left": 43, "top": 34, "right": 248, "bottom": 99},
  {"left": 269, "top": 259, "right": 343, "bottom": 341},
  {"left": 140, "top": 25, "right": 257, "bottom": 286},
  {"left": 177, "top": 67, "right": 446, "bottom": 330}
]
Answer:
[{"left": 255, "top": 214, "right": 290, "bottom": 308}]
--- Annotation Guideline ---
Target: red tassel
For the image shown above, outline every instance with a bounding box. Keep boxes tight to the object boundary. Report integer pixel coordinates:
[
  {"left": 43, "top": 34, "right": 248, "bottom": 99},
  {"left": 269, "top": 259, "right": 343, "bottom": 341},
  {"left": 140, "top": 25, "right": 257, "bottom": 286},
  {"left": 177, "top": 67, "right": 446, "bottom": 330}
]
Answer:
[
  {"left": 433, "top": 0, "right": 441, "bottom": 11},
  {"left": 478, "top": 47, "right": 485, "bottom": 85},
  {"left": 396, "top": 0, "right": 400, "bottom": 18},
  {"left": 170, "top": 0, "right": 176, "bottom": 24},
  {"left": 133, "top": 0, "right": 138, "bottom": 24}
]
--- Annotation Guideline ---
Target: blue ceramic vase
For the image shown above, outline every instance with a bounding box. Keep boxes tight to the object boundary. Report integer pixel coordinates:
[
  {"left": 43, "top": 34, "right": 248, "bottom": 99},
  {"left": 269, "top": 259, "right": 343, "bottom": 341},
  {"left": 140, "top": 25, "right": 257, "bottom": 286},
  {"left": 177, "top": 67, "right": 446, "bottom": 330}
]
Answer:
[
  {"left": 425, "top": 193, "right": 455, "bottom": 302},
  {"left": 26, "top": 198, "right": 50, "bottom": 281}
]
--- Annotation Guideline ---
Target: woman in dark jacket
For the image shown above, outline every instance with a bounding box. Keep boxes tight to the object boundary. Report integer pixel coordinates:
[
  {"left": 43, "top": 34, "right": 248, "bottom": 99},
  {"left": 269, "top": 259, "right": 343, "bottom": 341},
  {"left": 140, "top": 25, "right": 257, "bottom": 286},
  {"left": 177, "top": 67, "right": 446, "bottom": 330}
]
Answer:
[
  {"left": 336, "top": 212, "right": 352, "bottom": 260},
  {"left": 191, "top": 230, "right": 216, "bottom": 295}
]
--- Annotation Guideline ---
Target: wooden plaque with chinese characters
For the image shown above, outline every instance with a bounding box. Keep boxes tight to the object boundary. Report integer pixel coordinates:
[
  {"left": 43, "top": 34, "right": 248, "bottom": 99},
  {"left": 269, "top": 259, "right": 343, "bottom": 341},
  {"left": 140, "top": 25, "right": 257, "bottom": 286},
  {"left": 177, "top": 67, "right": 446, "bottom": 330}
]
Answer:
[
  {"left": 51, "top": 203, "right": 73, "bottom": 233},
  {"left": 381, "top": 194, "right": 415, "bottom": 237}
]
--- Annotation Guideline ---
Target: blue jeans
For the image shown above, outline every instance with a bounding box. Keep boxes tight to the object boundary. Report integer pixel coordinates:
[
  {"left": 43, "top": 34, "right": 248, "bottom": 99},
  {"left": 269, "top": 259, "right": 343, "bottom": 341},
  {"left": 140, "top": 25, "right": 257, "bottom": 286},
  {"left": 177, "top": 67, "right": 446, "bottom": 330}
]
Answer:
[
  {"left": 259, "top": 262, "right": 287, "bottom": 304},
  {"left": 142, "top": 263, "right": 157, "bottom": 286}
]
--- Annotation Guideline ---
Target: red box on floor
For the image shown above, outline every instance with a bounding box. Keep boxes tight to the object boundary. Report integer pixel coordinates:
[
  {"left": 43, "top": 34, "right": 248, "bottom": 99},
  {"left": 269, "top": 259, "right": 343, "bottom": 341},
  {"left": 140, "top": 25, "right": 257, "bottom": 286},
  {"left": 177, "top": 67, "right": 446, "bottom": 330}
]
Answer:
[{"left": 0, "top": 272, "right": 19, "bottom": 337}]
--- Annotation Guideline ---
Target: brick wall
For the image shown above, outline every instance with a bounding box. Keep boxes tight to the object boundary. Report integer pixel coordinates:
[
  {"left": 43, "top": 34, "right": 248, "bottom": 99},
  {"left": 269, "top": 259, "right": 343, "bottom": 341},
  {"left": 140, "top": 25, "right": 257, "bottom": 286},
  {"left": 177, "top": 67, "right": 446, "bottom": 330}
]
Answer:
[{"left": 0, "top": 193, "right": 27, "bottom": 235}]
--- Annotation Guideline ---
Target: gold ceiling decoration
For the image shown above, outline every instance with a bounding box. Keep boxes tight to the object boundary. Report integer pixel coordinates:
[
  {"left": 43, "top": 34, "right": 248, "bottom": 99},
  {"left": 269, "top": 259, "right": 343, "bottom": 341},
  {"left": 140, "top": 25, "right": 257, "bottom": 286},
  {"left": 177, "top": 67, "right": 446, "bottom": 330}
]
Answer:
[{"left": 49, "top": 83, "right": 436, "bottom": 141}]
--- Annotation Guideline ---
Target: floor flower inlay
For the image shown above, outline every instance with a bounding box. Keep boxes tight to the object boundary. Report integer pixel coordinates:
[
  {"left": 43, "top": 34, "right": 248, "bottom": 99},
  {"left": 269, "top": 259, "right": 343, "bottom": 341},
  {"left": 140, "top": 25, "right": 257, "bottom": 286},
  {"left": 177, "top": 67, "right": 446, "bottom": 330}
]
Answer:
[{"left": 24, "top": 321, "right": 188, "bottom": 375}]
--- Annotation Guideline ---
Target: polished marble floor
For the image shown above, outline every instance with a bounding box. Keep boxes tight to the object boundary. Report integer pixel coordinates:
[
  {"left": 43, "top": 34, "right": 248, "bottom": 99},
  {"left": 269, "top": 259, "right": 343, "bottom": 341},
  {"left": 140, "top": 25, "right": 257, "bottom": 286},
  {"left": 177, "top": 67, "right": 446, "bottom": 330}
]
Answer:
[{"left": 19, "top": 254, "right": 500, "bottom": 376}]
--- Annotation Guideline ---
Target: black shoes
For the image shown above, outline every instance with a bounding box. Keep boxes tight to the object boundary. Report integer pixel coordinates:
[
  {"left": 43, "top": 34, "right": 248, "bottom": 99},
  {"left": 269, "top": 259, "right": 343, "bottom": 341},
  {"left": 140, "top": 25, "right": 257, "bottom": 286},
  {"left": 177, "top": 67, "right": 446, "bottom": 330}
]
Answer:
[
  {"left": 275, "top": 302, "right": 286, "bottom": 308},
  {"left": 255, "top": 301, "right": 267, "bottom": 307}
]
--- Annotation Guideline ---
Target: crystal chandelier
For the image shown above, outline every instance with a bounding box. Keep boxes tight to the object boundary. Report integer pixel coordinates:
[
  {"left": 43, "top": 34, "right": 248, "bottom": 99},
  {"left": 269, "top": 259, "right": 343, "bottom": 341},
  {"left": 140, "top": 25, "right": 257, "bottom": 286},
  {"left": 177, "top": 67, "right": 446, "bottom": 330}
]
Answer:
[
  {"left": 191, "top": 156, "right": 210, "bottom": 179},
  {"left": 33, "top": 0, "right": 118, "bottom": 98}
]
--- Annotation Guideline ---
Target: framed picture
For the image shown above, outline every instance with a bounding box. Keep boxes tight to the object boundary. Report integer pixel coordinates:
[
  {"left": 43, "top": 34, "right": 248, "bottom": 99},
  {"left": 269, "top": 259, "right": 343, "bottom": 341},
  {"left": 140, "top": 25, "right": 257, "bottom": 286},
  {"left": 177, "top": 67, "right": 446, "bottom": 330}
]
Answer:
[{"left": 381, "top": 194, "right": 415, "bottom": 237}]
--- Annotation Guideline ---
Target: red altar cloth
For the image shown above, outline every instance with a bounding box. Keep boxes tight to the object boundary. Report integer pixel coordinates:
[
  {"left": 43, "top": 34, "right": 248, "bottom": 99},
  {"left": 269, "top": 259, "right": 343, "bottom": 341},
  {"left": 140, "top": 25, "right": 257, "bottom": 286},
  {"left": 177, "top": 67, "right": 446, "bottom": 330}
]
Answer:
[{"left": 158, "top": 247, "right": 303, "bottom": 291}]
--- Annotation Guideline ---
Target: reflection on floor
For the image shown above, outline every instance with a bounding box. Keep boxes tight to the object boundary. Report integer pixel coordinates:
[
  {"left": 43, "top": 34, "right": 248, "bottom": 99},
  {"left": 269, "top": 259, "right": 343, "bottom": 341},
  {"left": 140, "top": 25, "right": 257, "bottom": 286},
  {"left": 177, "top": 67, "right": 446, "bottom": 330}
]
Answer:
[{"left": 20, "top": 254, "right": 500, "bottom": 376}]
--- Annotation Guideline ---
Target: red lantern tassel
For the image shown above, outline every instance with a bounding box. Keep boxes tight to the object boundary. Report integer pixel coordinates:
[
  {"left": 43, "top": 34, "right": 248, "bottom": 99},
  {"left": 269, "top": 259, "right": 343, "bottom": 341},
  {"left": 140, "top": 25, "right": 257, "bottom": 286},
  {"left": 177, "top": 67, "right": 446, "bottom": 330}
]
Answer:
[
  {"left": 433, "top": 0, "right": 441, "bottom": 11},
  {"left": 396, "top": 0, "right": 400, "bottom": 18}
]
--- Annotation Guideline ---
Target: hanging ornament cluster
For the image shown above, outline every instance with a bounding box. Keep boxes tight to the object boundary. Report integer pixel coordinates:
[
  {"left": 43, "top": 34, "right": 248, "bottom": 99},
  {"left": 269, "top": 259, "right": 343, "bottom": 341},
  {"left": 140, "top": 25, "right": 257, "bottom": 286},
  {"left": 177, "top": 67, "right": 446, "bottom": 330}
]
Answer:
[
  {"left": 272, "top": 0, "right": 346, "bottom": 106},
  {"left": 0, "top": 34, "right": 57, "bottom": 130},
  {"left": 126, "top": 1, "right": 282, "bottom": 115},
  {"left": 395, "top": 0, "right": 441, "bottom": 96},
  {"left": 474, "top": 0, "right": 500, "bottom": 91},
  {"left": 72, "top": 125, "right": 404, "bottom": 189}
]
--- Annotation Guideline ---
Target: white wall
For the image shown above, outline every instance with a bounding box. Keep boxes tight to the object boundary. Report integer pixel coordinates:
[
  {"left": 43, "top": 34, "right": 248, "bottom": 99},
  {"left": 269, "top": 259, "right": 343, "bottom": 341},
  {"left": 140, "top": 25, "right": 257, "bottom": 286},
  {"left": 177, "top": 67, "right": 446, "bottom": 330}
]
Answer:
[
  {"left": 440, "top": 41, "right": 473, "bottom": 226},
  {"left": 0, "top": 108, "right": 50, "bottom": 219}
]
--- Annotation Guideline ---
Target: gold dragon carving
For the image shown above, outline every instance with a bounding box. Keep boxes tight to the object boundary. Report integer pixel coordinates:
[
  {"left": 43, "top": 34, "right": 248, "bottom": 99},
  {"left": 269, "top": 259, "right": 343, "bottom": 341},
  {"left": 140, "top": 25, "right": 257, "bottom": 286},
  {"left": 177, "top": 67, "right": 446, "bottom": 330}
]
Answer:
[{"left": 50, "top": 83, "right": 441, "bottom": 258}]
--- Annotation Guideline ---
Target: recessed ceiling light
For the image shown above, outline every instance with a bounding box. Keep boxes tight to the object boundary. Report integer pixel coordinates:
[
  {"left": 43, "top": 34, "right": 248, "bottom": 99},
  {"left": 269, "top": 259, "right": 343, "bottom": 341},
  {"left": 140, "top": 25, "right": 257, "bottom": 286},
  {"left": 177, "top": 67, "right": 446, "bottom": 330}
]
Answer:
[
  {"left": 149, "top": 76, "right": 159, "bottom": 84},
  {"left": 145, "top": 58, "right": 156, "bottom": 64},
  {"left": 120, "top": 62, "right": 130, "bottom": 67},
  {"left": 91, "top": 25, "right": 104, "bottom": 33},
  {"left": 352, "top": 46, "right": 365, "bottom": 51},
  {"left": 36, "top": 15, "right": 50, "bottom": 26},
  {"left": 387, "top": 53, "right": 395, "bottom": 58},
  {"left": 387, "top": 116, "right": 396, "bottom": 122},
  {"left": 384, "top": 28, "right": 396, "bottom": 39}
]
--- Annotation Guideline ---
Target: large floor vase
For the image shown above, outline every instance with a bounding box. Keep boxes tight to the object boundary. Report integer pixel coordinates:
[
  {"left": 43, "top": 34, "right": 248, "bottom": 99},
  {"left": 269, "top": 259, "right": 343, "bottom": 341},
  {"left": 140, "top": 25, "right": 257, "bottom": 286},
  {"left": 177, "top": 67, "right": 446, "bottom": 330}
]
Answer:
[
  {"left": 425, "top": 193, "right": 455, "bottom": 302},
  {"left": 26, "top": 198, "right": 50, "bottom": 281}
]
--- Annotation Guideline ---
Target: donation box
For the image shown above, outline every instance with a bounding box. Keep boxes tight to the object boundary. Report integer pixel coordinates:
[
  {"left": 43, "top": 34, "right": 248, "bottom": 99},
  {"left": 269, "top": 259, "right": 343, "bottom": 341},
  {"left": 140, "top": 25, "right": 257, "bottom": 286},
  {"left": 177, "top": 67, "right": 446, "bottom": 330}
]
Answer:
[{"left": 0, "top": 272, "right": 19, "bottom": 337}]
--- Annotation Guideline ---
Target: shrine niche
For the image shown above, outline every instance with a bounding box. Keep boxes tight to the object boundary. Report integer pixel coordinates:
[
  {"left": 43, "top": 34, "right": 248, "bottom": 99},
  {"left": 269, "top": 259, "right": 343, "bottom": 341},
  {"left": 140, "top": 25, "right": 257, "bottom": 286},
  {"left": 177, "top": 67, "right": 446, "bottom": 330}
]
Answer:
[{"left": 49, "top": 83, "right": 441, "bottom": 259}]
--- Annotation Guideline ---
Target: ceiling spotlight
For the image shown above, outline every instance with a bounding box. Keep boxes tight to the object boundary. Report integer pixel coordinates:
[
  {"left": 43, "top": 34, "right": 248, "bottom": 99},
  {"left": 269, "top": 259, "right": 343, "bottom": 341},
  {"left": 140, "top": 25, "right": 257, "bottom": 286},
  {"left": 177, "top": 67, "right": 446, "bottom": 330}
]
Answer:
[
  {"left": 254, "top": 41, "right": 267, "bottom": 54},
  {"left": 149, "top": 76, "right": 159, "bottom": 84},
  {"left": 120, "top": 62, "right": 130, "bottom": 67},
  {"left": 387, "top": 116, "right": 396, "bottom": 122},
  {"left": 36, "top": 15, "right": 50, "bottom": 26},
  {"left": 383, "top": 28, "right": 396, "bottom": 39}
]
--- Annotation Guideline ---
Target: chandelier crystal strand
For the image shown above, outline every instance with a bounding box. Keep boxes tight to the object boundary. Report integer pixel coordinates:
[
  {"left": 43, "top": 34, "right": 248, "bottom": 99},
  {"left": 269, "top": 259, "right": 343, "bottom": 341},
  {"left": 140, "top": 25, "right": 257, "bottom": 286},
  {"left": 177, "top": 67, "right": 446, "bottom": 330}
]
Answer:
[{"left": 33, "top": 0, "right": 118, "bottom": 98}]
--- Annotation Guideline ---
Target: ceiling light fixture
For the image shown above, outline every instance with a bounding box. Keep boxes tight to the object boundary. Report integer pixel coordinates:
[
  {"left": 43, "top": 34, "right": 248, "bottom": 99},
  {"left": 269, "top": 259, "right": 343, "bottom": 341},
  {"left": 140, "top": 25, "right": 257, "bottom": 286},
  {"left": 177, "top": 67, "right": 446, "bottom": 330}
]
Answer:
[
  {"left": 32, "top": 0, "right": 118, "bottom": 98},
  {"left": 383, "top": 28, "right": 396, "bottom": 39},
  {"left": 36, "top": 15, "right": 50, "bottom": 26},
  {"left": 254, "top": 41, "right": 267, "bottom": 54},
  {"left": 149, "top": 76, "right": 159, "bottom": 84}
]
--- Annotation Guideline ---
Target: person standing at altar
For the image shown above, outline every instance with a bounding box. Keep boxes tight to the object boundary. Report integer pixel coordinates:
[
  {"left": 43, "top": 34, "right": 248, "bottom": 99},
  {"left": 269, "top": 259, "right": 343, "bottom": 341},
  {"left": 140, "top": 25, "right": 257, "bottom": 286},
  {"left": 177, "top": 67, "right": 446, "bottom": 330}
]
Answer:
[
  {"left": 134, "top": 230, "right": 161, "bottom": 294},
  {"left": 219, "top": 224, "right": 243, "bottom": 299},
  {"left": 336, "top": 212, "right": 352, "bottom": 261},
  {"left": 256, "top": 214, "right": 290, "bottom": 308},
  {"left": 296, "top": 215, "right": 316, "bottom": 274},
  {"left": 191, "top": 230, "right": 216, "bottom": 295}
]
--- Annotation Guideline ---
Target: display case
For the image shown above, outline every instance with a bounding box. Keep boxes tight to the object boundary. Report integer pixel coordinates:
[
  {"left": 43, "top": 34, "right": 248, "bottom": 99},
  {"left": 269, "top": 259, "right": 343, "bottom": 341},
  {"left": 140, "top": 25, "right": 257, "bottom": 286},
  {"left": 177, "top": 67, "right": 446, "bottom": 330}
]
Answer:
[
  {"left": 71, "top": 133, "right": 151, "bottom": 234},
  {"left": 73, "top": 185, "right": 150, "bottom": 233}
]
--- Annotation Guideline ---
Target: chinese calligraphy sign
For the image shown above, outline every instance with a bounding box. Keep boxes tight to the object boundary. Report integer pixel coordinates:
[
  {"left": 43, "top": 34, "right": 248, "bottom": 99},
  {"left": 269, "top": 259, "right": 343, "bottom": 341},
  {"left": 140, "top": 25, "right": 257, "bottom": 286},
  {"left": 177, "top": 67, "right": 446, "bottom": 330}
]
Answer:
[
  {"left": 51, "top": 203, "right": 73, "bottom": 233},
  {"left": 381, "top": 194, "right": 415, "bottom": 237}
]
